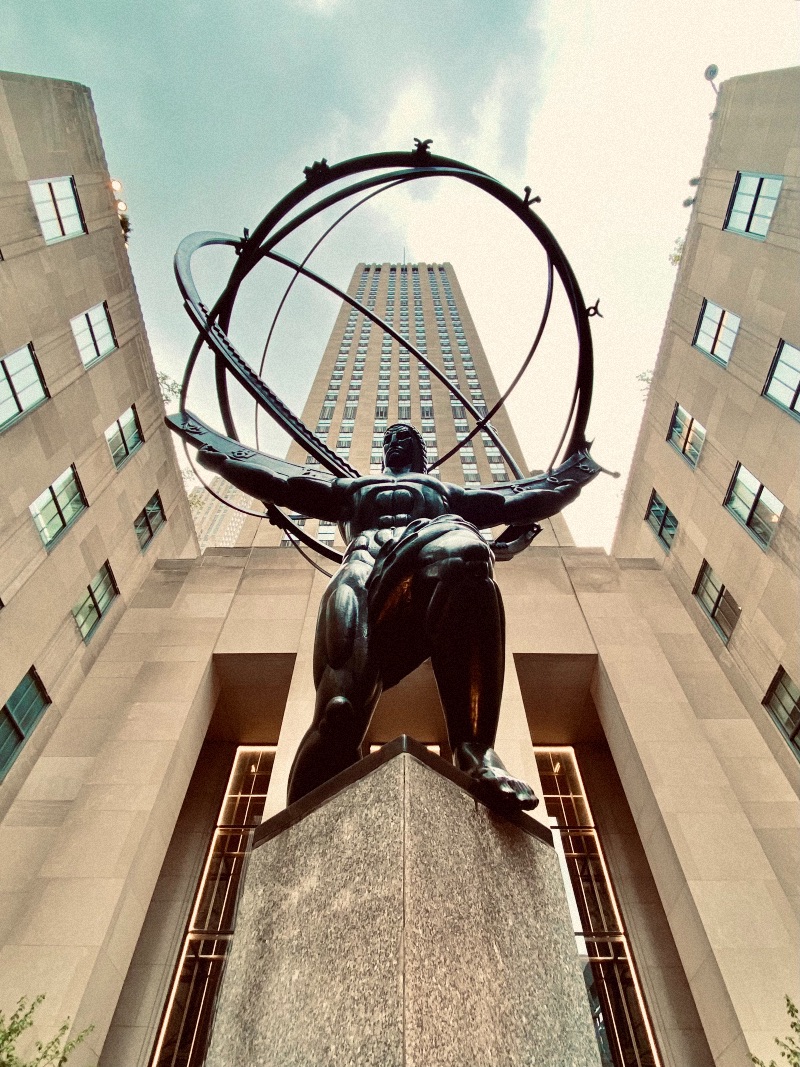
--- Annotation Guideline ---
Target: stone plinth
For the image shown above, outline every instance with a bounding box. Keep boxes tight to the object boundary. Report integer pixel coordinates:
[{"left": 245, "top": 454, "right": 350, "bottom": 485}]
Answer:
[{"left": 206, "top": 737, "right": 600, "bottom": 1067}]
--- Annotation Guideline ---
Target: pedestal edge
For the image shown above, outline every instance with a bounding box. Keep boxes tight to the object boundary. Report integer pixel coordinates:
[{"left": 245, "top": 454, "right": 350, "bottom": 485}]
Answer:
[{"left": 253, "top": 736, "right": 553, "bottom": 850}]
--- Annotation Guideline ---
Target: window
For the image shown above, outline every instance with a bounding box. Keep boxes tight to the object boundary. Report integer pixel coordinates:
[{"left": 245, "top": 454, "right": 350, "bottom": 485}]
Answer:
[
  {"left": 105, "top": 406, "right": 143, "bottom": 468},
  {"left": 134, "top": 491, "right": 166, "bottom": 549},
  {"left": 28, "top": 176, "right": 86, "bottom": 243},
  {"left": 534, "top": 748, "right": 661, "bottom": 1066},
  {"left": 667, "top": 403, "right": 706, "bottom": 466},
  {"left": 694, "top": 300, "right": 740, "bottom": 365},
  {"left": 70, "top": 302, "right": 117, "bottom": 367},
  {"left": 693, "top": 561, "right": 740, "bottom": 642},
  {"left": 1, "top": 344, "right": 48, "bottom": 431},
  {"left": 0, "top": 669, "right": 50, "bottom": 780},
  {"left": 724, "top": 463, "right": 783, "bottom": 547},
  {"left": 149, "top": 747, "right": 273, "bottom": 1067},
  {"left": 29, "top": 465, "right": 87, "bottom": 546},
  {"left": 764, "top": 340, "right": 800, "bottom": 418},
  {"left": 764, "top": 668, "right": 800, "bottom": 758},
  {"left": 724, "top": 172, "right": 782, "bottom": 239},
  {"left": 645, "top": 489, "right": 678, "bottom": 550},
  {"left": 73, "top": 561, "right": 118, "bottom": 641}
]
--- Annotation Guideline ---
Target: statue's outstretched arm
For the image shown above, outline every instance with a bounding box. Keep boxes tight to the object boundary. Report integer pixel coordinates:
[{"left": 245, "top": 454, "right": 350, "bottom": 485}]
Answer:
[
  {"left": 166, "top": 410, "right": 347, "bottom": 521},
  {"left": 454, "top": 447, "right": 605, "bottom": 528}
]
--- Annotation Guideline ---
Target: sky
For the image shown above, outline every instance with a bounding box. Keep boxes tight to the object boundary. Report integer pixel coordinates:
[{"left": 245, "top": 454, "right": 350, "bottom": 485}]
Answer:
[{"left": 3, "top": 0, "right": 798, "bottom": 546}]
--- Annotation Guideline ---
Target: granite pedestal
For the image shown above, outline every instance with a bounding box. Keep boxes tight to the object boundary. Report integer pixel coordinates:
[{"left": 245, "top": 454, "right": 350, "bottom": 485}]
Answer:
[{"left": 205, "top": 737, "right": 600, "bottom": 1067}]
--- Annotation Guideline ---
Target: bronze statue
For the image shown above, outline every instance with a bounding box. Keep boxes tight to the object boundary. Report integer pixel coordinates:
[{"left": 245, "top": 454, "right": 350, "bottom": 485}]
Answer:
[
  {"left": 167, "top": 146, "right": 610, "bottom": 812},
  {"left": 193, "top": 420, "right": 601, "bottom": 809}
]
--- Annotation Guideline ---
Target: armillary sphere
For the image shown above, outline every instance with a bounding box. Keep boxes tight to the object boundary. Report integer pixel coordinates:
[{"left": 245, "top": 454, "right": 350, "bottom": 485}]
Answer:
[{"left": 169, "top": 141, "right": 598, "bottom": 570}]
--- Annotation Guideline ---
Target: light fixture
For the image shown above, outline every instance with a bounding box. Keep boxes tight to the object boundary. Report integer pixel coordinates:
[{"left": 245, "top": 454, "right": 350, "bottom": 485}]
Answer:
[
  {"left": 116, "top": 200, "right": 128, "bottom": 213},
  {"left": 110, "top": 178, "right": 123, "bottom": 192}
]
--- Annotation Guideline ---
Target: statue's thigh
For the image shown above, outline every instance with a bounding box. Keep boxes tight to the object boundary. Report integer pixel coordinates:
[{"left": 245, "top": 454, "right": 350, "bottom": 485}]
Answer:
[
  {"left": 313, "top": 564, "right": 371, "bottom": 685},
  {"left": 368, "top": 549, "right": 433, "bottom": 690}
]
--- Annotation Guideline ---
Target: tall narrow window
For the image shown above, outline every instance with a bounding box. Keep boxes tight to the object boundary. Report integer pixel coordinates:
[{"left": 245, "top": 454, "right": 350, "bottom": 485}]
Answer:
[
  {"left": 0, "top": 669, "right": 50, "bottom": 781},
  {"left": 666, "top": 403, "right": 705, "bottom": 466},
  {"left": 29, "top": 465, "right": 87, "bottom": 546},
  {"left": 535, "top": 749, "right": 661, "bottom": 1067},
  {"left": 134, "top": 491, "right": 167, "bottom": 549},
  {"left": 763, "top": 340, "right": 800, "bottom": 418},
  {"left": 28, "top": 176, "right": 86, "bottom": 243},
  {"left": 694, "top": 561, "right": 740, "bottom": 642},
  {"left": 645, "top": 490, "right": 678, "bottom": 550},
  {"left": 724, "top": 172, "right": 782, "bottom": 239},
  {"left": 71, "top": 302, "right": 117, "bottom": 367},
  {"left": 763, "top": 668, "right": 800, "bottom": 759},
  {"left": 1, "top": 344, "right": 48, "bottom": 431},
  {"left": 724, "top": 463, "right": 783, "bottom": 547},
  {"left": 150, "top": 748, "right": 274, "bottom": 1067},
  {"left": 105, "top": 406, "right": 143, "bottom": 468},
  {"left": 693, "top": 300, "right": 740, "bottom": 365},
  {"left": 72, "top": 562, "right": 118, "bottom": 641}
]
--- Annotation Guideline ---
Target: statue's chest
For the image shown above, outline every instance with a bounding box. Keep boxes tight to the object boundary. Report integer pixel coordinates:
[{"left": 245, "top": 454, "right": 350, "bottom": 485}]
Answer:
[{"left": 355, "top": 483, "right": 441, "bottom": 528}]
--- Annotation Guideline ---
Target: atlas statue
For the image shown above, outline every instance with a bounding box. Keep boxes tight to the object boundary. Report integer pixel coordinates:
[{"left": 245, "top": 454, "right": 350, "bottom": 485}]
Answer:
[
  {"left": 195, "top": 423, "right": 600, "bottom": 808},
  {"left": 166, "top": 145, "right": 610, "bottom": 812}
]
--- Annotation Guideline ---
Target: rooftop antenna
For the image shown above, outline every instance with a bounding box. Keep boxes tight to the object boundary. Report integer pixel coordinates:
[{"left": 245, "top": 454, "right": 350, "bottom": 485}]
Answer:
[
  {"left": 704, "top": 64, "right": 719, "bottom": 95},
  {"left": 402, "top": 245, "right": 406, "bottom": 265}
]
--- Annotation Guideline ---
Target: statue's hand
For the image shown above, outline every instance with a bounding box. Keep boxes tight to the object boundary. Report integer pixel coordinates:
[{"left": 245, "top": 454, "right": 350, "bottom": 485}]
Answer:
[
  {"left": 195, "top": 444, "right": 281, "bottom": 504},
  {"left": 196, "top": 445, "right": 228, "bottom": 476}
]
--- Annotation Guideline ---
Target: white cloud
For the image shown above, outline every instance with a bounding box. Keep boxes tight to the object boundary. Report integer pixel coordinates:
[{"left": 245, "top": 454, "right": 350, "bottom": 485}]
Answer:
[{"left": 375, "top": 78, "right": 445, "bottom": 155}]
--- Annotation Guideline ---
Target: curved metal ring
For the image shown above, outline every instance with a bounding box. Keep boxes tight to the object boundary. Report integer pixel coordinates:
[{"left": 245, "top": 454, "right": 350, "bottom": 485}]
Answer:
[{"left": 174, "top": 147, "right": 594, "bottom": 563}]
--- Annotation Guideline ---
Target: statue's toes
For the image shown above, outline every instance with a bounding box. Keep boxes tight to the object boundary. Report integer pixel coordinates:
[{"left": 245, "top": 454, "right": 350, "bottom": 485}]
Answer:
[
  {"left": 514, "top": 783, "right": 540, "bottom": 810},
  {"left": 500, "top": 775, "right": 541, "bottom": 810}
]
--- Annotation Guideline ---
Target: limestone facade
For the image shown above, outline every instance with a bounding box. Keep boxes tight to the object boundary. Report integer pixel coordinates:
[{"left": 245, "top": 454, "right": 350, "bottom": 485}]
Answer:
[
  {"left": 614, "top": 67, "right": 800, "bottom": 791},
  {"left": 1, "top": 547, "right": 795, "bottom": 1066},
  {"left": 0, "top": 71, "right": 197, "bottom": 812}
]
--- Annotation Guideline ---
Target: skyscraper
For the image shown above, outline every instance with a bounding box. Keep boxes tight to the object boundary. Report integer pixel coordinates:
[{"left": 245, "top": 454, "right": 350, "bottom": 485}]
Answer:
[{"left": 236, "top": 262, "right": 575, "bottom": 551}]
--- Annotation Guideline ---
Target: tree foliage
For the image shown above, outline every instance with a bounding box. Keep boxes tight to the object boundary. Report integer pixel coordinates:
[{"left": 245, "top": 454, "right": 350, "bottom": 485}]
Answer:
[
  {"left": 157, "top": 371, "right": 181, "bottom": 406},
  {"left": 0, "top": 995, "right": 93, "bottom": 1067},
  {"left": 752, "top": 998, "right": 800, "bottom": 1067},
  {"left": 669, "top": 236, "right": 685, "bottom": 266}
]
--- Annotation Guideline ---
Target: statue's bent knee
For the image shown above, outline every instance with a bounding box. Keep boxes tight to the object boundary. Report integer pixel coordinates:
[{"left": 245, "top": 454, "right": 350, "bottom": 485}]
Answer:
[{"left": 318, "top": 695, "right": 361, "bottom": 742}]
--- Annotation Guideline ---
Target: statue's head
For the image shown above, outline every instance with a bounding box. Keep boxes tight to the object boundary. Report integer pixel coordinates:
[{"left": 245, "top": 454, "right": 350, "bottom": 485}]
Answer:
[{"left": 383, "top": 423, "right": 427, "bottom": 474}]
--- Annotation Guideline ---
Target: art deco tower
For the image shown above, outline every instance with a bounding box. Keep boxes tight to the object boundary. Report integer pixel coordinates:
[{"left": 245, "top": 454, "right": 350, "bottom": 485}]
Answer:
[{"left": 237, "top": 261, "right": 575, "bottom": 550}]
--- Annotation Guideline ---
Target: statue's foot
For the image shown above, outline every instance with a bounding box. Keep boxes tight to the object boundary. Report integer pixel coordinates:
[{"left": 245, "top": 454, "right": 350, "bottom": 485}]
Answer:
[{"left": 454, "top": 743, "right": 539, "bottom": 811}]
